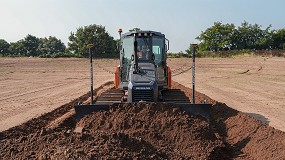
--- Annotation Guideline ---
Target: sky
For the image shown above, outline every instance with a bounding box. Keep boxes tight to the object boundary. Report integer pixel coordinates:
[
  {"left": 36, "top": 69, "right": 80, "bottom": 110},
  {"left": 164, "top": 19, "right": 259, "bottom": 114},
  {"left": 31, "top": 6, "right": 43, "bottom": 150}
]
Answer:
[{"left": 0, "top": 0, "right": 285, "bottom": 52}]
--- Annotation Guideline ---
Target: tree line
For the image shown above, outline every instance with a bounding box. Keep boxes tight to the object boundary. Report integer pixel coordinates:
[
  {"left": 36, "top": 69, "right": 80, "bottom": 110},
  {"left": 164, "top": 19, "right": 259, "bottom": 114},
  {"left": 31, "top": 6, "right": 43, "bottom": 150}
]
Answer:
[
  {"left": 0, "top": 24, "right": 118, "bottom": 58},
  {"left": 186, "top": 21, "right": 285, "bottom": 53},
  {"left": 0, "top": 35, "right": 66, "bottom": 57},
  {"left": 2, "top": 22, "right": 285, "bottom": 58}
]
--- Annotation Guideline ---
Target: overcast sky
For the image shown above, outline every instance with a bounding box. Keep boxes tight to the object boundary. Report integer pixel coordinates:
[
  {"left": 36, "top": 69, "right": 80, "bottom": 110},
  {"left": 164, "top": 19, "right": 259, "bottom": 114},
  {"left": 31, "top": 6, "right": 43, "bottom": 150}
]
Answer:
[{"left": 0, "top": 0, "right": 284, "bottom": 52}]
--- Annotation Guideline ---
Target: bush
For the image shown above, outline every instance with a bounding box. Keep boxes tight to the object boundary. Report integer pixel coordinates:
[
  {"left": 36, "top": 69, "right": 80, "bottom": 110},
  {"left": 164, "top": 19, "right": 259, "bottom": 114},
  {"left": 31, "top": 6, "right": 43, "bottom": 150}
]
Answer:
[
  {"left": 0, "top": 54, "right": 24, "bottom": 57},
  {"left": 92, "top": 53, "right": 119, "bottom": 58},
  {"left": 38, "top": 54, "right": 52, "bottom": 58},
  {"left": 167, "top": 52, "right": 191, "bottom": 58},
  {"left": 38, "top": 52, "right": 119, "bottom": 58},
  {"left": 52, "top": 52, "right": 82, "bottom": 58},
  {"left": 38, "top": 52, "right": 82, "bottom": 58},
  {"left": 195, "top": 49, "right": 254, "bottom": 58}
]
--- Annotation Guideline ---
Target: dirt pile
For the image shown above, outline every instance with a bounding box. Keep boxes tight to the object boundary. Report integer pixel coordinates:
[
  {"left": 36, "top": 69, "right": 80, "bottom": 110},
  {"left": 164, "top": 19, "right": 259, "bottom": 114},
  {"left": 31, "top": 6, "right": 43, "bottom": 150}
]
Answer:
[
  {"left": 176, "top": 81, "right": 285, "bottom": 159},
  {"left": 0, "top": 103, "right": 223, "bottom": 159},
  {"left": 77, "top": 103, "right": 224, "bottom": 159},
  {"left": 212, "top": 103, "right": 285, "bottom": 159}
]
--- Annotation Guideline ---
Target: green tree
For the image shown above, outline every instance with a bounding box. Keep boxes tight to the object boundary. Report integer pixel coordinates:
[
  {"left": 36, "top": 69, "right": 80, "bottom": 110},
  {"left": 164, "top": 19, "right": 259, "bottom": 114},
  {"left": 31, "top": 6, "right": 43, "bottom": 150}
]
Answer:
[
  {"left": 234, "top": 22, "right": 253, "bottom": 49},
  {"left": 67, "top": 24, "right": 118, "bottom": 57},
  {"left": 232, "top": 22, "right": 272, "bottom": 50},
  {"left": 254, "top": 25, "right": 272, "bottom": 50},
  {"left": 196, "top": 22, "right": 235, "bottom": 51},
  {"left": 9, "top": 40, "right": 26, "bottom": 55},
  {"left": 196, "top": 21, "right": 274, "bottom": 51},
  {"left": 185, "top": 43, "right": 194, "bottom": 55},
  {"left": 0, "top": 39, "right": 10, "bottom": 56},
  {"left": 23, "top": 34, "right": 40, "bottom": 56},
  {"left": 38, "top": 36, "right": 66, "bottom": 55},
  {"left": 272, "top": 29, "right": 285, "bottom": 49}
]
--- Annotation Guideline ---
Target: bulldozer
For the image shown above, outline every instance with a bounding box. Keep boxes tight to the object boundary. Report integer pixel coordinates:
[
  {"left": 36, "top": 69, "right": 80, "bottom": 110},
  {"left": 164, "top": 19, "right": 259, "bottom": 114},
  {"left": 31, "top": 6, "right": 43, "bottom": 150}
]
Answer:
[{"left": 74, "top": 29, "right": 211, "bottom": 121}]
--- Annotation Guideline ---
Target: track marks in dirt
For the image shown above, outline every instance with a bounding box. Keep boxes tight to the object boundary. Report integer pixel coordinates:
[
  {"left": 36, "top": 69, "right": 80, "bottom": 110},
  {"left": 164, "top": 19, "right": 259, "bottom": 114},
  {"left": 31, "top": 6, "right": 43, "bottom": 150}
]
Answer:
[
  {"left": 172, "top": 66, "right": 192, "bottom": 76},
  {"left": 0, "top": 82, "right": 68, "bottom": 102},
  {"left": 239, "top": 69, "right": 250, "bottom": 74},
  {"left": 96, "top": 63, "right": 115, "bottom": 74},
  {"left": 0, "top": 81, "right": 114, "bottom": 137}
]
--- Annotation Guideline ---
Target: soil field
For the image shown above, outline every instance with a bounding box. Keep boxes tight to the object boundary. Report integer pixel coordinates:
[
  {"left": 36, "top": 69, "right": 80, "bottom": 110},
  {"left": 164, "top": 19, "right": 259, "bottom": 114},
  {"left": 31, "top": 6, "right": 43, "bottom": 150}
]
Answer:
[
  {"left": 0, "top": 58, "right": 114, "bottom": 131},
  {"left": 1, "top": 57, "right": 285, "bottom": 131},
  {"left": 0, "top": 56, "right": 285, "bottom": 159},
  {"left": 168, "top": 56, "right": 285, "bottom": 132},
  {"left": 0, "top": 81, "right": 284, "bottom": 159}
]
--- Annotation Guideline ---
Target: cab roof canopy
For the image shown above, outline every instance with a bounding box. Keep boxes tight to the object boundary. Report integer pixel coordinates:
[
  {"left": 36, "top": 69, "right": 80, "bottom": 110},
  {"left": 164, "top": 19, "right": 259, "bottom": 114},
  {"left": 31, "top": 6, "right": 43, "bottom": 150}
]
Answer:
[{"left": 122, "top": 30, "right": 165, "bottom": 38}]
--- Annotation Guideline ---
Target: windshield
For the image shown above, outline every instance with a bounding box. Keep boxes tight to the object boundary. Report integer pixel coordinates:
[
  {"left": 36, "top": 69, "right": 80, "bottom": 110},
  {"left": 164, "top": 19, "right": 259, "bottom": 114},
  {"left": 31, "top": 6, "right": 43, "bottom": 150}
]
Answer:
[
  {"left": 136, "top": 36, "right": 164, "bottom": 64},
  {"left": 122, "top": 35, "right": 164, "bottom": 65},
  {"left": 136, "top": 37, "right": 151, "bottom": 61}
]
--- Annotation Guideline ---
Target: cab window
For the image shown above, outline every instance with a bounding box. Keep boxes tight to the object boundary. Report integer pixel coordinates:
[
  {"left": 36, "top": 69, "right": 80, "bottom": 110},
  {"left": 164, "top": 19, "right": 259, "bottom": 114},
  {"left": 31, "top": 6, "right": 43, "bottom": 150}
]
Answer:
[{"left": 152, "top": 37, "right": 164, "bottom": 65}]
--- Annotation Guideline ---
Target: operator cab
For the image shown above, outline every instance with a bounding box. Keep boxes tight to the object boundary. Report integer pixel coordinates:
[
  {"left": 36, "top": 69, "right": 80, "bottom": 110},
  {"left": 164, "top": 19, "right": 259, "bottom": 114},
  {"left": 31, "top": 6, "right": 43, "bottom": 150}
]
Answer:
[{"left": 119, "top": 30, "right": 169, "bottom": 91}]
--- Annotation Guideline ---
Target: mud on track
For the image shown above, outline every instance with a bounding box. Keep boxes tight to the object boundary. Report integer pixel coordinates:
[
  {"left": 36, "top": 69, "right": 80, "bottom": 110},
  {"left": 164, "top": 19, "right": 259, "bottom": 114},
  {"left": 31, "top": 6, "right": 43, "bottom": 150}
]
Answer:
[{"left": 0, "top": 81, "right": 285, "bottom": 159}]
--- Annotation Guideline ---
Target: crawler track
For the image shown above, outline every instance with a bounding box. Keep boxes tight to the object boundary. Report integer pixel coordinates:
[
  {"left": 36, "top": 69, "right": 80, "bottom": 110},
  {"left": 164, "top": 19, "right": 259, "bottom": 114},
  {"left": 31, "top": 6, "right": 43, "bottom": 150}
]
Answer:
[
  {"left": 94, "top": 88, "right": 192, "bottom": 104},
  {"left": 95, "top": 89, "right": 124, "bottom": 105},
  {"left": 162, "top": 89, "right": 191, "bottom": 103}
]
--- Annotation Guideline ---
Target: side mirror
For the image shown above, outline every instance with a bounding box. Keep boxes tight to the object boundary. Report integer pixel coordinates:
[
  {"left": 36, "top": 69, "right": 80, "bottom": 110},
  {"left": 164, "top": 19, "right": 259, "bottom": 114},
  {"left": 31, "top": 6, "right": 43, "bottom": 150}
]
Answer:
[
  {"left": 152, "top": 54, "right": 155, "bottom": 61},
  {"left": 165, "top": 38, "right": 169, "bottom": 52},
  {"left": 131, "top": 55, "right": 134, "bottom": 61},
  {"left": 121, "top": 48, "right": 125, "bottom": 64}
]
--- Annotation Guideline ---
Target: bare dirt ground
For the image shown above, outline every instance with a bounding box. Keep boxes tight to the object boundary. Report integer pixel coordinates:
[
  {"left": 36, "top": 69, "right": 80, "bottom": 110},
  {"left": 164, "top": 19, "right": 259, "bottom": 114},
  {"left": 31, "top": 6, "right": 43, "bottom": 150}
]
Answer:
[
  {"left": 1, "top": 81, "right": 284, "bottom": 159},
  {"left": 0, "top": 56, "right": 285, "bottom": 132},
  {"left": 168, "top": 56, "right": 285, "bottom": 132},
  {"left": 0, "top": 58, "right": 114, "bottom": 131},
  {"left": 0, "top": 56, "right": 285, "bottom": 159}
]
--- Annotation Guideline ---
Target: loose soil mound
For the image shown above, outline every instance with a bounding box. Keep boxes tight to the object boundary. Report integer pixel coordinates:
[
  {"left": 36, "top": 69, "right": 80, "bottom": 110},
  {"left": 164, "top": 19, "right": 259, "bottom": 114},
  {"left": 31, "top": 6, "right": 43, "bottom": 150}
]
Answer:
[
  {"left": 0, "top": 81, "right": 285, "bottom": 159},
  {"left": 177, "top": 81, "right": 285, "bottom": 159},
  {"left": 76, "top": 103, "right": 223, "bottom": 159},
  {"left": 212, "top": 103, "right": 285, "bottom": 159},
  {"left": 0, "top": 103, "right": 223, "bottom": 159}
]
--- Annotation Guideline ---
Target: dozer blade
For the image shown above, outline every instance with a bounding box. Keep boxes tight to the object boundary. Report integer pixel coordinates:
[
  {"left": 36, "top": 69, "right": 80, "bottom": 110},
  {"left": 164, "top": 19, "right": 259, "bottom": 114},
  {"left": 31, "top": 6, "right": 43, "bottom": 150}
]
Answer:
[
  {"left": 74, "top": 104, "right": 112, "bottom": 121},
  {"left": 175, "top": 103, "right": 211, "bottom": 122},
  {"left": 74, "top": 102, "right": 211, "bottom": 122},
  {"left": 162, "top": 89, "right": 212, "bottom": 122},
  {"left": 74, "top": 89, "right": 125, "bottom": 121}
]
